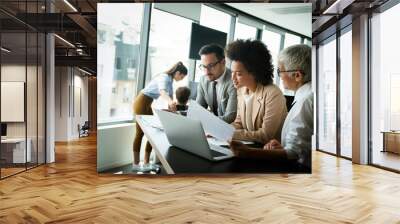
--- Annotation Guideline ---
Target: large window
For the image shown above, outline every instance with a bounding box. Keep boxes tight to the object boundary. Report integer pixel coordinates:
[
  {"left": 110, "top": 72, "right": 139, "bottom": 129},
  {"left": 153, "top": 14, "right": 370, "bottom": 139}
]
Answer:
[
  {"left": 279, "top": 33, "right": 301, "bottom": 95},
  {"left": 234, "top": 22, "right": 257, "bottom": 41},
  {"left": 147, "top": 7, "right": 192, "bottom": 90},
  {"left": 262, "top": 29, "right": 282, "bottom": 85},
  {"left": 200, "top": 5, "right": 231, "bottom": 34},
  {"left": 339, "top": 28, "right": 352, "bottom": 158},
  {"left": 316, "top": 26, "right": 352, "bottom": 159},
  {"left": 305, "top": 38, "right": 312, "bottom": 46},
  {"left": 284, "top": 33, "right": 301, "bottom": 48},
  {"left": 371, "top": 3, "right": 400, "bottom": 171},
  {"left": 97, "top": 4, "right": 143, "bottom": 123},
  {"left": 317, "top": 36, "right": 337, "bottom": 155}
]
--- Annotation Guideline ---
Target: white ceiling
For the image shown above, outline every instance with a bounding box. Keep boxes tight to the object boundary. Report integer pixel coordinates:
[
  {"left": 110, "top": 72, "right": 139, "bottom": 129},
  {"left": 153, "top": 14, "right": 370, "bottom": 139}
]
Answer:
[{"left": 226, "top": 3, "right": 312, "bottom": 38}]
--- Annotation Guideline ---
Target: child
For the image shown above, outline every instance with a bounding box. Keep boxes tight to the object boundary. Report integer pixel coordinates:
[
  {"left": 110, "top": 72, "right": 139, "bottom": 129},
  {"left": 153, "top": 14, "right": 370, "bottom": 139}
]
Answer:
[{"left": 175, "top": 86, "right": 191, "bottom": 115}]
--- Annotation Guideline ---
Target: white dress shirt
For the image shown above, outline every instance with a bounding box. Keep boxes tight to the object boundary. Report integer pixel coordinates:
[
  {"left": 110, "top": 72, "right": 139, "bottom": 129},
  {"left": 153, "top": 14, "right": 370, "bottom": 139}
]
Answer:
[
  {"left": 214, "top": 68, "right": 226, "bottom": 104},
  {"left": 281, "top": 82, "right": 313, "bottom": 168}
]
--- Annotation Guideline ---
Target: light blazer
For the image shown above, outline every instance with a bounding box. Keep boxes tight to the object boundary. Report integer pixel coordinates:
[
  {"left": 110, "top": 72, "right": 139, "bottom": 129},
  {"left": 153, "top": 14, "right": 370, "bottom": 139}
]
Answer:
[
  {"left": 232, "top": 83, "right": 287, "bottom": 143},
  {"left": 196, "top": 68, "right": 237, "bottom": 123}
]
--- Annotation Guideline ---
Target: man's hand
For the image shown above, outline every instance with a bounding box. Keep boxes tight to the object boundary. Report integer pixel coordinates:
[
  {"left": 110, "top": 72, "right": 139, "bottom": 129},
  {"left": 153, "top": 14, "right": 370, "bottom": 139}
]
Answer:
[
  {"left": 229, "top": 140, "right": 251, "bottom": 157},
  {"left": 168, "top": 101, "right": 177, "bottom": 112},
  {"left": 263, "top": 139, "right": 283, "bottom": 150}
]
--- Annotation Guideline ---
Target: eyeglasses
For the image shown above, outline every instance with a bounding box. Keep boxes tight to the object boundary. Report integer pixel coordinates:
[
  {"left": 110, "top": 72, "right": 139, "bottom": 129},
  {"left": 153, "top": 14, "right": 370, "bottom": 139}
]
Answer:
[
  {"left": 198, "top": 59, "right": 222, "bottom": 71},
  {"left": 276, "top": 68, "right": 302, "bottom": 77}
]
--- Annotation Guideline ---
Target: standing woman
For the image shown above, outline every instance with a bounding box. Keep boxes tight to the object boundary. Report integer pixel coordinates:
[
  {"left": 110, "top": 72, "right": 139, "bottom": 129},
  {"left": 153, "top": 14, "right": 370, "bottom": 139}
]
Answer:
[{"left": 132, "top": 61, "right": 187, "bottom": 168}]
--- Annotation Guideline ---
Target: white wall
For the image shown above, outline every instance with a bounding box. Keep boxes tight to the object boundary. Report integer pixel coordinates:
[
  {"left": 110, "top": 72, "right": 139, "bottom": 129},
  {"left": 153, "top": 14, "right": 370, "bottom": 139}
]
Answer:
[
  {"left": 71, "top": 73, "right": 89, "bottom": 138},
  {"left": 55, "top": 66, "right": 69, "bottom": 141},
  {"left": 97, "top": 123, "right": 135, "bottom": 172},
  {"left": 55, "top": 67, "right": 89, "bottom": 141}
]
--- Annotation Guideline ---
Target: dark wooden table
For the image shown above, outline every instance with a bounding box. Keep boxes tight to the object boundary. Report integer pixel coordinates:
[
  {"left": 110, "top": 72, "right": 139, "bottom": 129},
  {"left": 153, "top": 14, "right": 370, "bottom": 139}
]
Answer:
[{"left": 104, "top": 115, "right": 310, "bottom": 175}]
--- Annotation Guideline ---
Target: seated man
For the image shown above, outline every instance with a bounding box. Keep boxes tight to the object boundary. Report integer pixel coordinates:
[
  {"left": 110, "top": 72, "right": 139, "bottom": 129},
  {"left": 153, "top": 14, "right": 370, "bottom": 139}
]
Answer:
[
  {"left": 196, "top": 44, "right": 237, "bottom": 123},
  {"left": 175, "top": 86, "right": 191, "bottom": 115},
  {"left": 229, "top": 44, "right": 313, "bottom": 168}
]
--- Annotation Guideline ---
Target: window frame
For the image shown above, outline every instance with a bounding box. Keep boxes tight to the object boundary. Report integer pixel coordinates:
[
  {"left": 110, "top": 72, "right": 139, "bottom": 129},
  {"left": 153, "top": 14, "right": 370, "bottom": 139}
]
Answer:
[
  {"left": 316, "top": 33, "right": 338, "bottom": 156},
  {"left": 315, "top": 22, "right": 354, "bottom": 161}
]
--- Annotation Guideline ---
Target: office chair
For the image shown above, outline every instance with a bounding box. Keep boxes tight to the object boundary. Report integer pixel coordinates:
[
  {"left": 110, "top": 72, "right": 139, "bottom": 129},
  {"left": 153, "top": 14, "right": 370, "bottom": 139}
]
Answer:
[{"left": 79, "top": 121, "right": 90, "bottom": 138}]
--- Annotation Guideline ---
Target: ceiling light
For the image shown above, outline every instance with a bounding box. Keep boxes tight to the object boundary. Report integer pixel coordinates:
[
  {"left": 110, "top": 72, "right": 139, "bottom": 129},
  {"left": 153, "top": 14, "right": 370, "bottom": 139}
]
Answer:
[
  {"left": 54, "top": 34, "right": 75, "bottom": 48},
  {"left": 76, "top": 48, "right": 85, "bottom": 55},
  {"left": 323, "top": 0, "right": 354, "bottom": 15},
  {"left": 323, "top": 0, "right": 341, "bottom": 14},
  {"left": 63, "top": 0, "right": 78, "bottom": 12},
  {"left": 78, "top": 67, "right": 92, "bottom": 76},
  {"left": 1, "top": 47, "right": 11, "bottom": 53}
]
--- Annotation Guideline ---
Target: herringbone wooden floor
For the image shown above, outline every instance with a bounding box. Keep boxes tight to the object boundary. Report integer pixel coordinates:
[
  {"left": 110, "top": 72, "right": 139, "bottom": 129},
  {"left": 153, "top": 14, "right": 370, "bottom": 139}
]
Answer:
[{"left": 1, "top": 135, "right": 400, "bottom": 223}]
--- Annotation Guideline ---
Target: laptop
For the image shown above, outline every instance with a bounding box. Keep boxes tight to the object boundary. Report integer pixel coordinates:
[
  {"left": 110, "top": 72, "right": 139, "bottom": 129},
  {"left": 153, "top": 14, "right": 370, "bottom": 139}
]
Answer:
[{"left": 154, "top": 109, "right": 234, "bottom": 161}]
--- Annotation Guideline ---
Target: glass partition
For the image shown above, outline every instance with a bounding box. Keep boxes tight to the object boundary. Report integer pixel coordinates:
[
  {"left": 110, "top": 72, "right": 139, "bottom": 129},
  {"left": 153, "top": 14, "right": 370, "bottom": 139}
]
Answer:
[
  {"left": 317, "top": 35, "right": 337, "bottom": 155},
  {"left": 0, "top": 1, "right": 46, "bottom": 179},
  {"left": 38, "top": 32, "right": 45, "bottom": 165},
  {"left": 1, "top": 31, "right": 28, "bottom": 178},
  {"left": 27, "top": 31, "right": 38, "bottom": 169},
  {"left": 339, "top": 27, "right": 352, "bottom": 158}
]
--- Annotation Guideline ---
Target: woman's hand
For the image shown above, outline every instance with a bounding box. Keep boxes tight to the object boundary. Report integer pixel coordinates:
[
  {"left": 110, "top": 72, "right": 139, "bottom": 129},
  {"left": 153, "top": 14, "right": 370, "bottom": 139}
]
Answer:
[
  {"left": 229, "top": 140, "right": 251, "bottom": 157},
  {"left": 159, "top": 89, "right": 176, "bottom": 111},
  {"left": 263, "top": 139, "right": 283, "bottom": 150}
]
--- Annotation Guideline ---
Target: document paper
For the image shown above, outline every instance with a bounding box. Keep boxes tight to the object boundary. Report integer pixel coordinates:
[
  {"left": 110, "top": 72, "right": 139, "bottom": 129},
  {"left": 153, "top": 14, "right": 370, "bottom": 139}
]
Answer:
[{"left": 187, "top": 100, "right": 235, "bottom": 142}]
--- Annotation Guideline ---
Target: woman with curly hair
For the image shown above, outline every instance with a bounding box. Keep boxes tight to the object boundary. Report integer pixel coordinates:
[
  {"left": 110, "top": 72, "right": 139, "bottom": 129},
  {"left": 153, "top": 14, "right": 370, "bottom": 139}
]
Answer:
[
  {"left": 229, "top": 44, "right": 313, "bottom": 169},
  {"left": 226, "top": 39, "right": 287, "bottom": 144}
]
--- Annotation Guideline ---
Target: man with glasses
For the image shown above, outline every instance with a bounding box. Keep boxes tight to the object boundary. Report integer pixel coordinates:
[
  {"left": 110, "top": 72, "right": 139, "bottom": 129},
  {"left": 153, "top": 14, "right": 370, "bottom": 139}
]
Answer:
[{"left": 196, "top": 44, "right": 237, "bottom": 123}]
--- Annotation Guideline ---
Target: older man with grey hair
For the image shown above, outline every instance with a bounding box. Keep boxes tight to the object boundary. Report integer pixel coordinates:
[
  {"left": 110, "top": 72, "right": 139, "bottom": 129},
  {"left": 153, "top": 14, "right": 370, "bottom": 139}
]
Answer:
[{"left": 229, "top": 44, "right": 313, "bottom": 169}]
